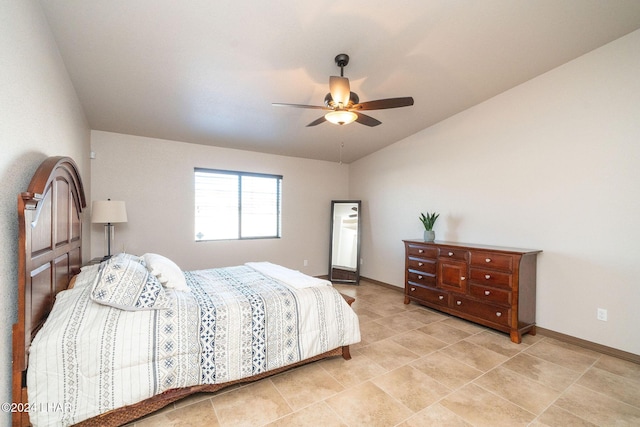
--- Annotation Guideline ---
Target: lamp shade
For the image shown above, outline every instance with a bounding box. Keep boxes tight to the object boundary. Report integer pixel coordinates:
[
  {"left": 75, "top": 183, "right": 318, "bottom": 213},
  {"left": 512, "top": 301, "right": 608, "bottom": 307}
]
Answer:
[
  {"left": 325, "top": 110, "right": 357, "bottom": 125},
  {"left": 91, "top": 200, "right": 128, "bottom": 223}
]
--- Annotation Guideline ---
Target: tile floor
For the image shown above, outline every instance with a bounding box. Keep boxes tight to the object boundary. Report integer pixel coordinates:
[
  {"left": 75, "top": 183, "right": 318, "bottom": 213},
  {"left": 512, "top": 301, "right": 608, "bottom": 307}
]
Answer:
[{"left": 130, "top": 280, "right": 640, "bottom": 426}]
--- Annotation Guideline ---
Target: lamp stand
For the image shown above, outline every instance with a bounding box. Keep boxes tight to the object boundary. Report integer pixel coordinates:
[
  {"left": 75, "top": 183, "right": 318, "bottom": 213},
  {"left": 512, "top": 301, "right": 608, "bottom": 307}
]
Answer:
[{"left": 103, "top": 222, "right": 115, "bottom": 260}]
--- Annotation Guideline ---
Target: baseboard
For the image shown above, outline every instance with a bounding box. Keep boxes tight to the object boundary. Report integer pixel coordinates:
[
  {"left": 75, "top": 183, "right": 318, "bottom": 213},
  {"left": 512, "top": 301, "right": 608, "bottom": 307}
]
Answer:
[
  {"left": 360, "top": 276, "right": 639, "bottom": 365},
  {"left": 360, "top": 276, "right": 403, "bottom": 291},
  {"left": 536, "top": 327, "right": 640, "bottom": 364}
]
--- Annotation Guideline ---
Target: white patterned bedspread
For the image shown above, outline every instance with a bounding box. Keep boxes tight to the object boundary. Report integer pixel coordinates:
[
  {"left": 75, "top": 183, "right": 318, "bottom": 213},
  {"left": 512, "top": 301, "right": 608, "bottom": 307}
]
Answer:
[{"left": 27, "top": 264, "right": 360, "bottom": 426}]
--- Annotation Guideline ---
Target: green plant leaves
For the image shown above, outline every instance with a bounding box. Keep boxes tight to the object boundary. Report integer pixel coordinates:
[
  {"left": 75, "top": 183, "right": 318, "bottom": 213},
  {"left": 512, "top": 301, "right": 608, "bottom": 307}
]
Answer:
[{"left": 419, "top": 212, "right": 439, "bottom": 230}]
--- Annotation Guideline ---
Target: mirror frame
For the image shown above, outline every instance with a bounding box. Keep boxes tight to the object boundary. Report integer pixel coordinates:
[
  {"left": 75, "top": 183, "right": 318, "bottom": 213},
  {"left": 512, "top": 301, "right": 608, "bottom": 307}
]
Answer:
[{"left": 328, "top": 200, "right": 362, "bottom": 284}]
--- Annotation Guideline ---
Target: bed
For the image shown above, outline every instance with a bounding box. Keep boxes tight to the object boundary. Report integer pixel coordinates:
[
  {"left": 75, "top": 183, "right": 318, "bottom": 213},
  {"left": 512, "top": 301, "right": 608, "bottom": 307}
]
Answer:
[{"left": 12, "top": 156, "right": 360, "bottom": 427}]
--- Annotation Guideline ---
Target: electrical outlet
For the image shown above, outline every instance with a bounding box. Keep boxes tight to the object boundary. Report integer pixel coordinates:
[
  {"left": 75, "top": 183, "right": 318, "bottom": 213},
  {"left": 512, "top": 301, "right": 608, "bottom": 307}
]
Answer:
[
  {"left": 597, "top": 308, "right": 608, "bottom": 321},
  {"left": 303, "top": 260, "right": 308, "bottom": 267}
]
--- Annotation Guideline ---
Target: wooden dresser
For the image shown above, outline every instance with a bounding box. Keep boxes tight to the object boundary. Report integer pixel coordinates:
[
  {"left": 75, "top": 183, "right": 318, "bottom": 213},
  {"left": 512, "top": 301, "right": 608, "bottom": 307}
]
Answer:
[{"left": 403, "top": 240, "right": 541, "bottom": 343}]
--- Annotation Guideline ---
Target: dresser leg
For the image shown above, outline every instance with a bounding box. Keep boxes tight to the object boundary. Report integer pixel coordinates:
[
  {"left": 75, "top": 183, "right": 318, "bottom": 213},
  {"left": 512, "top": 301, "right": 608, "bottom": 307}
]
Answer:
[
  {"left": 510, "top": 331, "right": 522, "bottom": 344},
  {"left": 404, "top": 295, "right": 410, "bottom": 304}
]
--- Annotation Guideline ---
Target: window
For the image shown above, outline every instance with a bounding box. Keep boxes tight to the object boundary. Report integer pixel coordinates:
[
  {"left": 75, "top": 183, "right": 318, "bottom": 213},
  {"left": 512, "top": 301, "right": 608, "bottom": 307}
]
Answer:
[{"left": 194, "top": 168, "right": 282, "bottom": 241}]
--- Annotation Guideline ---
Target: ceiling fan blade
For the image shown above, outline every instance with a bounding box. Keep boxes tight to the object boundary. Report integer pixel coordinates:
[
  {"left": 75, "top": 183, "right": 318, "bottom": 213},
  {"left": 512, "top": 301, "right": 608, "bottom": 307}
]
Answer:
[
  {"left": 329, "top": 76, "right": 351, "bottom": 106},
  {"left": 306, "top": 116, "right": 327, "bottom": 127},
  {"left": 355, "top": 112, "right": 381, "bottom": 127},
  {"left": 353, "top": 97, "right": 414, "bottom": 111},
  {"left": 272, "top": 103, "right": 328, "bottom": 110}
]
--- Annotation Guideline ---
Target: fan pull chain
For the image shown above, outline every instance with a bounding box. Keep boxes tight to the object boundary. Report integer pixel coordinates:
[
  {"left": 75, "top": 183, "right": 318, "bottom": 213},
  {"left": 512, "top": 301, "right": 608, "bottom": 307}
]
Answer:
[{"left": 339, "top": 142, "right": 344, "bottom": 165}]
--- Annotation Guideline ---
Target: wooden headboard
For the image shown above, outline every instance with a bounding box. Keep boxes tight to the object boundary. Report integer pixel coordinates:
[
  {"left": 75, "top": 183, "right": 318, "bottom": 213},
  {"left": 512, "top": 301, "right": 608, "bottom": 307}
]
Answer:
[{"left": 12, "top": 156, "right": 86, "bottom": 427}]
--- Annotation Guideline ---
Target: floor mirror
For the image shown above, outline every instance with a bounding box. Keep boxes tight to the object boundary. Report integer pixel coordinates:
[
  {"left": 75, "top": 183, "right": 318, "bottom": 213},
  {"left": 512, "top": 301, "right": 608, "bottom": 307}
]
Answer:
[{"left": 328, "top": 200, "right": 361, "bottom": 284}]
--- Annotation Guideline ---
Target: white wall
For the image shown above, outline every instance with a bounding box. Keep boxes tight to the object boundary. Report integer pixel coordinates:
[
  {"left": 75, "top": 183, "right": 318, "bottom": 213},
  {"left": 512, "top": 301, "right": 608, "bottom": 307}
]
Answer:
[
  {"left": 90, "top": 131, "right": 349, "bottom": 275},
  {"left": 0, "top": 0, "right": 90, "bottom": 421},
  {"left": 350, "top": 29, "right": 640, "bottom": 355}
]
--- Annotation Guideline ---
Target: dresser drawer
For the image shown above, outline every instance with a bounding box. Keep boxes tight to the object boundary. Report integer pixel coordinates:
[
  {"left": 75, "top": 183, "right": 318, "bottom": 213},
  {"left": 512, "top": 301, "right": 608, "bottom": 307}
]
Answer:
[
  {"left": 408, "top": 257, "right": 436, "bottom": 275},
  {"left": 406, "top": 283, "right": 449, "bottom": 307},
  {"left": 438, "top": 247, "right": 469, "bottom": 261},
  {"left": 407, "top": 244, "right": 437, "bottom": 258},
  {"left": 470, "top": 252, "right": 514, "bottom": 272},
  {"left": 469, "top": 284, "right": 512, "bottom": 306},
  {"left": 451, "top": 296, "right": 510, "bottom": 327},
  {"left": 407, "top": 269, "right": 436, "bottom": 286},
  {"left": 469, "top": 268, "right": 513, "bottom": 289}
]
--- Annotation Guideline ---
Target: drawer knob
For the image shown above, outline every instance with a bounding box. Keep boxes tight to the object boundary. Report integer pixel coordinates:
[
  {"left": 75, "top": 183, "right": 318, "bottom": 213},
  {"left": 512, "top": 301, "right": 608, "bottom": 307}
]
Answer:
[
  {"left": 418, "top": 275, "right": 423, "bottom": 279},
  {"left": 484, "top": 290, "right": 491, "bottom": 296},
  {"left": 411, "top": 287, "right": 416, "bottom": 292},
  {"left": 418, "top": 249, "right": 424, "bottom": 253},
  {"left": 456, "top": 300, "right": 462, "bottom": 305},
  {"left": 438, "top": 295, "right": 444, "bottom": 300},
  {"left": 448, "top": 252, "right": 454, "bottom": 256},
  {"left": 461, "top": 276, "right": 466, "bottom": 281},
  {"left": 496, "top": 312, "right": 502, "bottom": 317},
  {"left": 485, "top": 274, "right": 491, "bottom": 279},
  {"left": 486, "top": 258, "right": 491, "bottom": 263},
  {"left": 418, "top": 262, "right": 423, "bottom": 266}
]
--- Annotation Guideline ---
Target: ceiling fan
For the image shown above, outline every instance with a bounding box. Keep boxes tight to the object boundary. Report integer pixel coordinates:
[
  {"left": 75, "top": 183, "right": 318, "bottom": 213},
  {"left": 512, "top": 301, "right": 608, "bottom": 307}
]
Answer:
[{"left": 273, "top": 54, "right": 414, "bottom": 127}]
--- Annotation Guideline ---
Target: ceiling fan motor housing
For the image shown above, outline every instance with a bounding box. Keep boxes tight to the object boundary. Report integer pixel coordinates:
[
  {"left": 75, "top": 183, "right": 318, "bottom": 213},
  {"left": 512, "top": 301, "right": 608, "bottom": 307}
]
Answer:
[{"left": 324, "top": 92, "right": 360, "bottom": 108}]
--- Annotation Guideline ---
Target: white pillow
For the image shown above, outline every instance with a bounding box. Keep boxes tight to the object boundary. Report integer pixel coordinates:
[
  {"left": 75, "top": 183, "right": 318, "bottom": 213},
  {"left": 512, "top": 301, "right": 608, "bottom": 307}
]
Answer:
[
  {"left": 112, "top": 252, "right": 146, "bottom": 266},
  {"left": 143, "top": 253, "right": 189, "bottom": 292}
]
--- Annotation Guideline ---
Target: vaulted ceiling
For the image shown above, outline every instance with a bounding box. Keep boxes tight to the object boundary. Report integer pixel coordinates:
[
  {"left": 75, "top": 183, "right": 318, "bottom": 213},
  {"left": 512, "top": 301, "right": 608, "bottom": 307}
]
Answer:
[{"left": 40, "top": 1, "right": 640, "bottom": 163}]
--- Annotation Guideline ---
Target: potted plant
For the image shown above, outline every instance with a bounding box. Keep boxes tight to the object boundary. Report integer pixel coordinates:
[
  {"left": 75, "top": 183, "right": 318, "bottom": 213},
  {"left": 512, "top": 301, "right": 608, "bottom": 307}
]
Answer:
[{"left": 419, "top": 212, "right": 439, "bottom": 242}]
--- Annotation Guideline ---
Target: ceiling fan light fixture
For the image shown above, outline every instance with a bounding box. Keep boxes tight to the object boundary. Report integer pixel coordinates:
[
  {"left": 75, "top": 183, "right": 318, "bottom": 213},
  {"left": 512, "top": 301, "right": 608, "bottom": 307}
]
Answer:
[{"left": 325, "top": 110, "right": 357, "bottom": 125}]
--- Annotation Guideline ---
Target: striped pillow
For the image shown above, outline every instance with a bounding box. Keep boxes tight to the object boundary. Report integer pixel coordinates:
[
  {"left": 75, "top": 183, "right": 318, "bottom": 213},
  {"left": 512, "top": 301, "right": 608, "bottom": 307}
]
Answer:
[{"left": 91, "top": 255, "right": 168, "bottom": 310}]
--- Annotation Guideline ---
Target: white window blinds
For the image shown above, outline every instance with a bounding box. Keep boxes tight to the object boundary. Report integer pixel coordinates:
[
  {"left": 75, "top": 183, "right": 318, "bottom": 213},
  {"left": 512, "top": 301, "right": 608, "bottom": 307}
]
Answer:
[{"left": 195, "top": 169, "right": 282, "bottom": 241}]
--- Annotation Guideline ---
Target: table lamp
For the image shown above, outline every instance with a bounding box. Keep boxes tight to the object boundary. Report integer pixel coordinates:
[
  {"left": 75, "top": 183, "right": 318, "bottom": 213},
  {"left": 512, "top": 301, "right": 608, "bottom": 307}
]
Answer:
[{"left": 91, "top": 199, "right": 127, "bottom": 260}]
